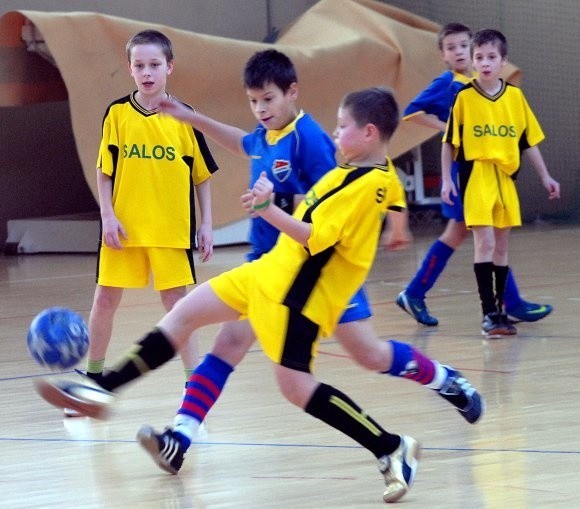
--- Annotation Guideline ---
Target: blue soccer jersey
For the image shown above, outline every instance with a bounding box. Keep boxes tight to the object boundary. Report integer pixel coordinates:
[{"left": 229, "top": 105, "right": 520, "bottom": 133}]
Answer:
[{"left": 242, "top": 111, "right": 336, "bottom": 260}]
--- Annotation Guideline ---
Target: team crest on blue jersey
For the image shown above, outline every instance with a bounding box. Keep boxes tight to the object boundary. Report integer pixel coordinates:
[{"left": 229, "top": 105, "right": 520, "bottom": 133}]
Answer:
[{"left": 272, "top": 159, "right": 292, "bottom": 182}]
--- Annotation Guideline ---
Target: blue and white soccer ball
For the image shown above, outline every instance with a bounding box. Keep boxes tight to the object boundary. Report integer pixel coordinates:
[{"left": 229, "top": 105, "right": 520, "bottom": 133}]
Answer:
[{"left": 27, "top": 307, "right": 89, "bottom": 370}]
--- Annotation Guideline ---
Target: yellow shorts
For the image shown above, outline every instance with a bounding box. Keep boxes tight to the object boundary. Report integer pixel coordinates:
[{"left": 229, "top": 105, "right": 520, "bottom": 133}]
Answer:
[
  {"left": 96, "top": 244, "right": 195, "bottom": 291},
  {"left": 462, "top": 160, "right": 522, "bottom": 228},
  {"left": 209, "top": 262, "right": 320, "bottom": 372}
]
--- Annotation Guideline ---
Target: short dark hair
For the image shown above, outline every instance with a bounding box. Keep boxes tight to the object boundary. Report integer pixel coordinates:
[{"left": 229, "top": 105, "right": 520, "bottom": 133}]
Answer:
[
  {"left": 471, "top": 28, "right": 508, "bottom": 58},
  {"left": 437, "top": 22, "right": 472, "bottom": 50},
  {"left": 126, "top": 30, "right": 174, "bottom": 62},
  {"left": 341, "top": 87, "right": 399, "bottom": 142},
  {"left": 243, "top": 49, "right": 297, "bottom": 92}
]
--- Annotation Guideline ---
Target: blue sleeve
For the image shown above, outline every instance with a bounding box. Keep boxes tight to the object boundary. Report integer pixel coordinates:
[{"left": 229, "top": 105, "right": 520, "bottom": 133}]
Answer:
[
  {"left": 294, "top": 115, "right": 336, "bottom": 188},
  {"left": 241, "top": 124, "right": 263, "bottom": 156},
  {"left": 403, "top": 71, "right": 455, "bottom": 123}
]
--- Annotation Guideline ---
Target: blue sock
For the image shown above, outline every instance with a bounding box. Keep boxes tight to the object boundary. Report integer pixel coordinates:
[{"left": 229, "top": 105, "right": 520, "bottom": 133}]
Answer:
[
  {"left": 503, "top": 269, "right": 522, "bottom": 310},
  {"left": 406, "top": 239, "right": 455, "bottom": 299},
  {"left": 385, "top": 340, "right": 435, "bottom": 385},
  {"left": 406, "top": 240, "right": 454, "bottom": 299}
]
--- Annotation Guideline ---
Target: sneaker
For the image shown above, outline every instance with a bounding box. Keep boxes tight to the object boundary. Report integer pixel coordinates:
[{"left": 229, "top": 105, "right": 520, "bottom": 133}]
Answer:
[
  {"left": 506, "top": 300, "right": 553, "bottom": 323},
  {"left": 481, "top": 312, "right": 517, "bottom": 339},
  {"left": 437, "top": 367, "right": 484, "bottom": 424},
  {"left": 63, "top": 369, "right": 105, "bottom": 417},
  {"left": 396, "top": 290, "right": 438, "bottom": 326},
  {"left": 137, "top": 425, "right": 185, "bottom": 475},
  {"left": 34, "top": 379, "right": 114, "bottom": 419},
  {"left": 378, "top": 435, "right": 420, "bottom": 503}
]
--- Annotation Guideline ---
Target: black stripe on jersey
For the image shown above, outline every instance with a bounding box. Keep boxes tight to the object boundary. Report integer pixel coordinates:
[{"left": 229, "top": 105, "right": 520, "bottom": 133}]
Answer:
[
  {"left": 302, "top": 166, "right": 374, "bottom": 224},
  {"left": 280, "top": 307, "right": 320, "bottom": 373},
  {"left": 283, "top": 165, "right": 381, "bottom": 312},
  {"left": 283, "top": 246, "right": 333, "bottom": 312},
  {"left": 192, "top": 127, "right": 219, "bottom": 174}
]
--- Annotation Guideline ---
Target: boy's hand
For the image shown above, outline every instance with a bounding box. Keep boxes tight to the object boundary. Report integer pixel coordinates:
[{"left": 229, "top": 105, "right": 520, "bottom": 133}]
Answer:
[
  {"left": 440, "top": 177, "right": 457, "bottom": 206},
  {"left": 381, "top": 209, "right": 412, "bottom": 251},
  {"left": 196, "top": 223, "right": 213, "bottom": 262},
  {"left": 101, "top": 215, "right": 127, "bottom": 249},
  {"left": 381, "top": 225, "right": 412, "bottom": 251},
  {"left": 251, "top": 172, "right": 274, "bottom": 212},
  {"left": 241, "top": 189, "right": 258, "bottom": 217},
  {"left": 542, "top": 175, "right": 561, "bottom": 200},
  {"left": 158, "top": 97, "right": 194, "bottom": 123}
]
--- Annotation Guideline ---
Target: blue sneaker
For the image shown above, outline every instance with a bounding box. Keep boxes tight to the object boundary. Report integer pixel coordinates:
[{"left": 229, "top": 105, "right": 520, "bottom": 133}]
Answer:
[
  {"left": 396, "top": 290, "right": 438, "bottom": 326},
  {"left": 437, "top": 367, "right": 484, "bottom": 424},
  {"left": 379, "top": 435, "right": 420, "bottom": 503},
  {"left": 506, "top": 300, "right": 553, "bottom": 323}
]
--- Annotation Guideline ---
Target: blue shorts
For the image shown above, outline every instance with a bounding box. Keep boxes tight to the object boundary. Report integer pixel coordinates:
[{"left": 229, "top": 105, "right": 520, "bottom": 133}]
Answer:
[
  {"left": 440, "top": 162, "right": 464, "bottom": 222},
  {"left": 339, "top": 286, "right": 372, "bottom": 323}
]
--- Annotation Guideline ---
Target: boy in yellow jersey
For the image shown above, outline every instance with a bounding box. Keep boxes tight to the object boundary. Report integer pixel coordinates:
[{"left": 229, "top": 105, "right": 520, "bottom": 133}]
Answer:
[
  {"left": 441, "top": 29, "right": 560, "bottom": 338},
  {"left": 398, "top": 22, "right": 553, "bottom": 327},
  {"left": 79, "top": 30, "right": 218, "bottom": 396},
  {"left": 36, "top": 88, "right": 484, "bottom": 504}
]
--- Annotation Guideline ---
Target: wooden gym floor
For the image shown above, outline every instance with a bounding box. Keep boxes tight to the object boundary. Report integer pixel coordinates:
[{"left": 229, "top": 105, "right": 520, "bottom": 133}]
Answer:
[{"left": 1, "top": 224, "right": 579, "bottom": 508}]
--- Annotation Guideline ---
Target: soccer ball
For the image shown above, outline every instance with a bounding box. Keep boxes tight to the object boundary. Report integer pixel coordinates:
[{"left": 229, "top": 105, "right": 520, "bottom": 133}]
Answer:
[{"left": 27, "top": 307, "right": 89, "bottom": 370}]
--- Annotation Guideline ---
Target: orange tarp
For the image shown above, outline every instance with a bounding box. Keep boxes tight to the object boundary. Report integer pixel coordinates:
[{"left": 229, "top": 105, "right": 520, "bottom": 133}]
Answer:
[{"left": 0, "top": 0, "right": 520, "bottom": 227}]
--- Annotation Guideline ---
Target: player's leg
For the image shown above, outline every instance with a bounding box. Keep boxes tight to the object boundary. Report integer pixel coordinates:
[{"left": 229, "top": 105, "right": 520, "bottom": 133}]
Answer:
[
  {"left": 334, "top": 319, "right": 483, "bottom": 423},
  {"left": 267, "top": 306, "right": 416, "bottom": 503},
  {"left": 137, "top": 320, "right": 256, "bottom": 474},
  {"left": 154, "top": 247, "right": 200, "bottom": 378},
  {"left": 160, "top": 286, "right": 200, "bottom": 378},
  {"left": 85, "top": 284, "right": 124, "bottom": 380},
  {"left": 82, "top": 245, "right": 150, "bottom": 381},
  {"left": 275, "top": 363, "right": 418, "bottom": 503},
  {"left": 34, "top": 281, "right": 241, "bottom": 418},
  {"left": 397, "top": 164, "right": 467, "bottom": 326},
  {"left": 473, "top": 226, "right": 513, "bottom": 337}
]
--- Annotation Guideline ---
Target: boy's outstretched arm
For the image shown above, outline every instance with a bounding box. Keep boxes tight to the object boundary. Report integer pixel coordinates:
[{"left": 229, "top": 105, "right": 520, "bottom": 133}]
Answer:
[
  {"left": 159, "top": 98, "right": 247, "bottom": 158},
  {"left": 524, "top": 146, "right": 561, "bottom": 200},
  {"left": 406, "top": 112, "right": 447, "bottom": 133}
]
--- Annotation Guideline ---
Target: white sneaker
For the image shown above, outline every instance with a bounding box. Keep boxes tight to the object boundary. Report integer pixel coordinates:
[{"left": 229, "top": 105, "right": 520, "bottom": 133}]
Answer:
[
  {"left": 34, "top": 379, "right": 114, "bottom": 419},
  {"left": 378, "top": 435, "right": 420, "bottom": 503}
]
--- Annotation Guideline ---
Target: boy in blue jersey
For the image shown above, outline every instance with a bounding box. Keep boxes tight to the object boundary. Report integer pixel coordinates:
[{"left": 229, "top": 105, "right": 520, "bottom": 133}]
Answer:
[
  {"left": 397, "top": 23, "right": 553, "bottom": 326},
  {"left": 35, "top": 86, "right": 483, "bottom": 504}
]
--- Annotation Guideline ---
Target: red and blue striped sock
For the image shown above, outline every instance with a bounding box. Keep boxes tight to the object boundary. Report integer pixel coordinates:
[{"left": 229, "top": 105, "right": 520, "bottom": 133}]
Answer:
[{"left": 173, "top": 353, "right": 233, "bottom": 448}]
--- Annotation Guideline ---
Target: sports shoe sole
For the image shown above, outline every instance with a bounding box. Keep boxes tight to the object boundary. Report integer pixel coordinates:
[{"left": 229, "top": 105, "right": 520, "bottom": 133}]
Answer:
[
  {"left": 481, "top": 327, "right": 517, "bottom": 339},
  {"left": 34, "top": 379, "right": 111, "bottom": 420},
  {"left": 137, "top": 425, "right": 179, "bottom": 475}
]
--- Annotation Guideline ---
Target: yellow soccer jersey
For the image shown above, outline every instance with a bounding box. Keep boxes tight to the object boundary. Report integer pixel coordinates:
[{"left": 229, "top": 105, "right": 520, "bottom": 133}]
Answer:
[
  {"left": 444, "top": 80, "right": 544, "bottom": 175},
  {"left": 254, "top": 160, "right": 406, "bottom": 336},
  {"left": 96, "top": 93, "right": 218, "bottom": 248}
]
